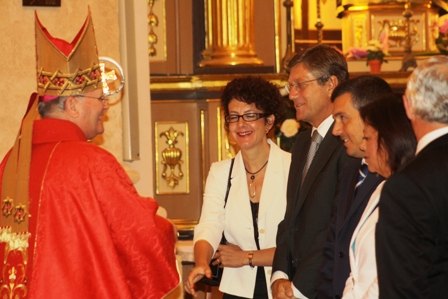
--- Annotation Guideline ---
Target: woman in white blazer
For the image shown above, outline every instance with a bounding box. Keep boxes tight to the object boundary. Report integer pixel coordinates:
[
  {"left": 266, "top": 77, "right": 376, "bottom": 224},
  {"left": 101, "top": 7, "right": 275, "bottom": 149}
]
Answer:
[
  {"left": 185, "top": 77, "right": 291, "bottom": 299},
  {"left": 342, "top": 95, "right": 416, "bottom": 299}
]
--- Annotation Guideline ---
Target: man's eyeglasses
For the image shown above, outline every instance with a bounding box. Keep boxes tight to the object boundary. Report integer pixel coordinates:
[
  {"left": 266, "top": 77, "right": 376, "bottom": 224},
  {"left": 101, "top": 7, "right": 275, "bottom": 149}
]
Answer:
[
  {"left": 225, "top": 112, "right": 268, "bottom": 123},
  {"left": 285, "top": 76, "right": 326, "bottom": 93},
  {"left": 72, "top": 94, "right": 108, "bottom": 102}
]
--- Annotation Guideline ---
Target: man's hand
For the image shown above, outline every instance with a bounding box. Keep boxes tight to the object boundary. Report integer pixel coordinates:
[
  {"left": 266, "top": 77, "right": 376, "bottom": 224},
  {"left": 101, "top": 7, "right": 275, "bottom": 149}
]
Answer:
[{"left": 272, "top": 278, "right": 294, "bottom": 299}]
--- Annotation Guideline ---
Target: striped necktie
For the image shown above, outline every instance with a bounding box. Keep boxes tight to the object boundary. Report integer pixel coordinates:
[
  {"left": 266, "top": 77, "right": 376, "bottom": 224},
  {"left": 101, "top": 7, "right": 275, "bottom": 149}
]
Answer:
[{"left": 355, "top": 163, "right": 369, "bottom": 189}]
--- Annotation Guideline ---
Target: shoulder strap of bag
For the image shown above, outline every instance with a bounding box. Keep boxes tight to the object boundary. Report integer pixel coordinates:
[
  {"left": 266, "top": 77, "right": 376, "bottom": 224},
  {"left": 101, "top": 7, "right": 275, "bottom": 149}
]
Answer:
[
  {"left": 220, "top": 158, "right": 234, "bottom": 245},
  {"left": 223, "top": 158, "right": 235, "bottom": 208}
]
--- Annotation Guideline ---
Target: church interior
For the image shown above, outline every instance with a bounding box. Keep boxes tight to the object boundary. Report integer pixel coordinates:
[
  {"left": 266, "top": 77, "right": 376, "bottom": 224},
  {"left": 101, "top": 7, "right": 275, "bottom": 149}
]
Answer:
[{"left": 1, "top": 0, "right": 447, "bottom": 298}]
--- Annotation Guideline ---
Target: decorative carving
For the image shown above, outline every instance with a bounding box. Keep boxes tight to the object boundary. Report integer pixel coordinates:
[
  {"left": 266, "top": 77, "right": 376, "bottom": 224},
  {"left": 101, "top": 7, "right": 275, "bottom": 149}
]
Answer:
[
  {"left": 400, "top": 0, "right": 418, "bottom": 72},
  {"left": 147, "top": 0, "right": 159, "bottom": 57},
  {"left": 378, "top": 19, "right": 419, "bottom": 49},
  {"left": 159, "top": 127, "right": 184, "bottom": 189},
  {"left": 341, "top": 2, "right": 439, "bottom": 55},
  {"left": 282, "top": 0, "right": 295, "bottom": 72},
  {"left": 315, "top": 0, "right": 324, "bottom": 43}
]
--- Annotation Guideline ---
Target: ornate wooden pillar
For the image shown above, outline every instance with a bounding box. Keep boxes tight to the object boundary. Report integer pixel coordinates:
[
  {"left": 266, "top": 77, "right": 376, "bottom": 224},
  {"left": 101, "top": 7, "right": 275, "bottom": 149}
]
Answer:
[{"left": 200, "top": 0, "right": 263, "bottom": 67}]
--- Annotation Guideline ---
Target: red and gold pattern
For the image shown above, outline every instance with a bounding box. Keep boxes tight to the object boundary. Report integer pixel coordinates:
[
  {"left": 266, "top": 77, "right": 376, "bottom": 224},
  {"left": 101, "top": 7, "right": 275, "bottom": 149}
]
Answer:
[
  {"left": 2, "top": 199, "right": 28, "bottom": 224},
  {"left": 0, "top": 8, "right": 177, "bottom": 297},
  {"left": 2, "top": 198, "right": 13, "bottom": 217},
  {"left": 0, "top": 228, "right": 29, "bottom": 298},
  {"left": 0, "top": 253, "right": 27, "bottom": 298},
  {"left": 13, "top": 206, "right": 26, "bottom": 224},
  {"left": 0, "top": 119, "right": 180, "bottom": 298}
]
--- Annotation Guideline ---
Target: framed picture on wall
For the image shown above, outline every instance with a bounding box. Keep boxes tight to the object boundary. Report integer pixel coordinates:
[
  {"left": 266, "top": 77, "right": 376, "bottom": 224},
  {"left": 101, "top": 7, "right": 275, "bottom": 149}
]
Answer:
[{"left": 23, "top": 0, "right": 61, "bottom": 7}]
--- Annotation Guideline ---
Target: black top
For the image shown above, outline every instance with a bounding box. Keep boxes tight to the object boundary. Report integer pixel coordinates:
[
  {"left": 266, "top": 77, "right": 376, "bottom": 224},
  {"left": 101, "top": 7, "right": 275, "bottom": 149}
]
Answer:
[{"left": 250, "top": 201, "right": 268, "bottom": 299}]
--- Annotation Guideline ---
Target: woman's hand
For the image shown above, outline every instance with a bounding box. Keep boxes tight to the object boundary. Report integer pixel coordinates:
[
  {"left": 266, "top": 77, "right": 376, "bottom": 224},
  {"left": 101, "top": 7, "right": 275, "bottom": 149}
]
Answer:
[
  {"left": 184, "top": 263, "right": 211, "bottom": 297},
  {"left": 216, "top": 243, "right": 247, "bottom": 268}
]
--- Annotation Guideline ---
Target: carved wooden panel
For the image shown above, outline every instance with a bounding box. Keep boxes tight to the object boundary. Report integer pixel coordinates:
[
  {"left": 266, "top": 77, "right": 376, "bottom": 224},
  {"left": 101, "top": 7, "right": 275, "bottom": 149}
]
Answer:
[{"left": 151, "top": 100, "right": 202, "bottom": 220}]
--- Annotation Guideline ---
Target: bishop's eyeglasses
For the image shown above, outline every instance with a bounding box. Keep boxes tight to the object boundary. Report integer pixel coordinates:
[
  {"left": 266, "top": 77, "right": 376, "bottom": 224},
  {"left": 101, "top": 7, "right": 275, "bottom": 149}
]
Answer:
[{"left": 71, "top": 94, "right": 109, "bottom": 103}]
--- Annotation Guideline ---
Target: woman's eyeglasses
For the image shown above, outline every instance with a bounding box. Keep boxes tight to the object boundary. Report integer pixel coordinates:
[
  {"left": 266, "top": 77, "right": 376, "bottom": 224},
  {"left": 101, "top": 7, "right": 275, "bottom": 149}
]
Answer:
[{"left": 225, "top": 112, "right": 267, "bottom": 123}]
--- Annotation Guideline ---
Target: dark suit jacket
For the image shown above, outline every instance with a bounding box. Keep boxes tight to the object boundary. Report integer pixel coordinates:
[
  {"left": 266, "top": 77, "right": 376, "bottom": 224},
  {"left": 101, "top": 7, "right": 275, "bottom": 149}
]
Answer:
[
  {"left": 317, "top": 160, "right": 383, "bottom": 299},
  {"left": 273, "top": 124, "right": 355, "bottom": 298},
  {"left": 376, "top": 133, "right": 448, "bottom": 298}
]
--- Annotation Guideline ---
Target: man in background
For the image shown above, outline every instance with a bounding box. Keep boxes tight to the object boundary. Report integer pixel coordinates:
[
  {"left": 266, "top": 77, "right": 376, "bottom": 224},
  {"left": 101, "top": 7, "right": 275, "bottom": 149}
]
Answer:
[
  {"left": 317, "top": 75, "right": 392, "bottom": 298},
  {"left": 376, "top": 56, "right": 448, "bottom": 298},
  {"left": 0, "top": 11, "right": 179, "bottom": 298},
  {"left": 272, "top": 44, "right": 354, "bottom": 299}
]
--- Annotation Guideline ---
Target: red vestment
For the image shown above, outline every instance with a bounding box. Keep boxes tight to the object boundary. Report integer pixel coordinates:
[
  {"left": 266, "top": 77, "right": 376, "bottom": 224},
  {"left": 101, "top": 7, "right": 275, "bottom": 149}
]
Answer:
[{"left": 0, "top": 118, "right": 179, "bottom": 298}]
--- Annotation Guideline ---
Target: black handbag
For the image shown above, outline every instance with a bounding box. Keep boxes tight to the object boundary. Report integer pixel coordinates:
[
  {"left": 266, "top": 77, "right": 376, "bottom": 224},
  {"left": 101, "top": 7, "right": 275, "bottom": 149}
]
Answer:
[{"left": 199, "top": 158, "right": 234, "bottom": 286}]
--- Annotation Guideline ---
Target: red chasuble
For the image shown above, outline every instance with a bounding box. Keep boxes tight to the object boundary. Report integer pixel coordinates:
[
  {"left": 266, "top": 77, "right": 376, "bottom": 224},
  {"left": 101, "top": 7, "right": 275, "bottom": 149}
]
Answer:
[{"left": 0, "top": 118, "right": 179, "bottom": 298}]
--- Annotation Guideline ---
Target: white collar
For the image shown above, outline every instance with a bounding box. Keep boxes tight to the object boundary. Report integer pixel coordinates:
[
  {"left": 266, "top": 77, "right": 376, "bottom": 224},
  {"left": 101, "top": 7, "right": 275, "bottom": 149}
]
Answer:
[
  {"left": 416, "top": 126, "right": 448, "bottom": 154},
  {"left": 311, "top": 114, "right": 334, "bottom": 139}
]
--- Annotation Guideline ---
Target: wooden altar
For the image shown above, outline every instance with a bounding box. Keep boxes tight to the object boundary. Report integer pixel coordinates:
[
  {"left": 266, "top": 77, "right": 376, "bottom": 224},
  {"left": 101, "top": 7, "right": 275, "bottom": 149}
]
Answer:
[{"left": 338, "top": 0, "right": 440, "bottom": 55}]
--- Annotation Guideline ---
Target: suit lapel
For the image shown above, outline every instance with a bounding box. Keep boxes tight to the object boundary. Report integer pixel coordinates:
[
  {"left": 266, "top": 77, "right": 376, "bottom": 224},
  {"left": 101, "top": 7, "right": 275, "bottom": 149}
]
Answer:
[
  {"left": 335, "top": 163, "right": 359, "bottom": 229},
  {"left": 339, "top": 173, "right": 383, "bottom": 231},
  {"left": 350, "top": 173, "right": 382, "bottom": 213},
  {"left": 289, "top": 130, "right": 311, "bottom": 211}
]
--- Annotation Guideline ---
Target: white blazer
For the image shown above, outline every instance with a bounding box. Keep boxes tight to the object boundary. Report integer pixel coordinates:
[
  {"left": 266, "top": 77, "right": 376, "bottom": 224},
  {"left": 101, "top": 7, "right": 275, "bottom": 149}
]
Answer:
[
  {"left": 194, "top": 140, "right": 291, "bottom": 298},
  {"left": 342, "top": 181, "right": 385, "bottom": 299}
]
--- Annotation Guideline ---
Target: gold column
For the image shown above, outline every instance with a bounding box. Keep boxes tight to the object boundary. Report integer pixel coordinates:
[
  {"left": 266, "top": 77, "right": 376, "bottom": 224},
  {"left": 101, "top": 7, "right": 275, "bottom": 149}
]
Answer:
[{"left": 200, "top": 0, "right": 264, "bottom": 67}]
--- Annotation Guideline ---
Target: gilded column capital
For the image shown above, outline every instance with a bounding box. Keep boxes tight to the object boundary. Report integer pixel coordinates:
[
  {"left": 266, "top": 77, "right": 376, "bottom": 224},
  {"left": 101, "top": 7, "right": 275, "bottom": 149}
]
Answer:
[{"left": 200, "top": 0, "right": 264, "bottom": 67}]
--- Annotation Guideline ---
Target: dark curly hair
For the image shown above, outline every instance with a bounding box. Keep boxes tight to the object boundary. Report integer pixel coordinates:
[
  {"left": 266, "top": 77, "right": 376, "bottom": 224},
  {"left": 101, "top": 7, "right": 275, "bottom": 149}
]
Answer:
[
  {"left": 221, "top": 76, "right": 284, "bottom": 130},
  {"left": 360, "top": 94, "right": 417, "bottom": 173}
]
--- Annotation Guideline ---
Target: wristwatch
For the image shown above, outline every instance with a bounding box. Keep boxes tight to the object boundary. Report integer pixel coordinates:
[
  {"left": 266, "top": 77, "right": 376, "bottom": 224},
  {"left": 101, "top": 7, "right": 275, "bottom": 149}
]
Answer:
[{"left": 248, "top": 251, "right": 255, "bottom": 268}]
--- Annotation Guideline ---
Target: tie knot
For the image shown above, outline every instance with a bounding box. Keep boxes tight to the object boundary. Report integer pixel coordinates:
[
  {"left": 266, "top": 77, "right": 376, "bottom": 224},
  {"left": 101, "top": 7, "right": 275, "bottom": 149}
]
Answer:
[
  {"left": 355, "top": 163, "right": 369, "bottom": 189},
  {"left": 360, "top": 163, "right": 368, "bottom": 177},
  {"left": 311, "top": 130, "right": 322, "bottom": 144},
  {"left": 350, "top": 162, "right": 369, "bottom": 209}
]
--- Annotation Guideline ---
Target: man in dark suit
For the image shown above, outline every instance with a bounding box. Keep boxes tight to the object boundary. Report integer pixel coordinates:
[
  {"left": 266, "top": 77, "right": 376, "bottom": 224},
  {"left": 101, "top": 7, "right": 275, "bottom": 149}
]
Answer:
[
  {"left": 272, "top": 45, "right": 353, "bottom": 299},
  {"left": 376, "top": 56, "right": 448, "bottom": 298},
  {"left": 317, "top": 76, "right": 392, "bottom": 299}
]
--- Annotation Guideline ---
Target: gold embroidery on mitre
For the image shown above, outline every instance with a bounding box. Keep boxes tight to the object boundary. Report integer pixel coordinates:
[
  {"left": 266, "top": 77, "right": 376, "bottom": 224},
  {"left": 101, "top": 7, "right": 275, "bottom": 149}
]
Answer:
[{"left": 37, "top": 64, "right": 101, "bottom": 95}]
